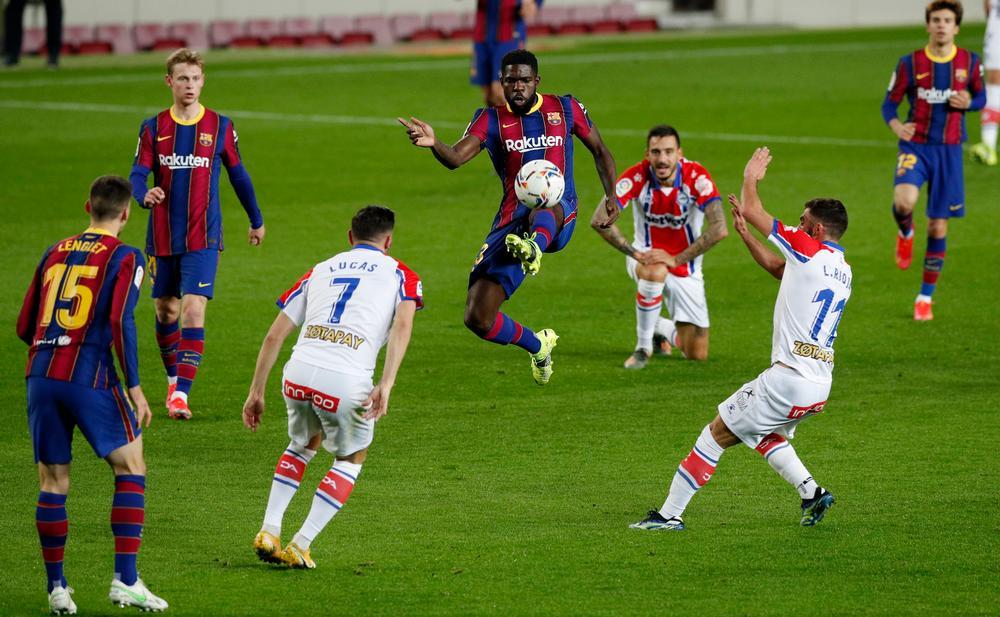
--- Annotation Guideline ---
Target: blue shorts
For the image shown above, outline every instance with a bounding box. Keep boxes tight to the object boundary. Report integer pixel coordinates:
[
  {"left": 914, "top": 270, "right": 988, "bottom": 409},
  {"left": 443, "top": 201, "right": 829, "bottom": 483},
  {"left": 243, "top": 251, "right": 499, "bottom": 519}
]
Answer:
[
  {"left": 27, "top": 377, "right": 141, "bottom": 464},
  {"left": 149, "top": 248, "right": 220, "bottom": 299},
  {"left": 893, "top": 141, "right": 965, "bottom": 218},
  {"left": 470, "top": 40, "right": 523, "bottom": 86},
  {"left": 469, "top": 202, "right": 578, "bottom": 298}
]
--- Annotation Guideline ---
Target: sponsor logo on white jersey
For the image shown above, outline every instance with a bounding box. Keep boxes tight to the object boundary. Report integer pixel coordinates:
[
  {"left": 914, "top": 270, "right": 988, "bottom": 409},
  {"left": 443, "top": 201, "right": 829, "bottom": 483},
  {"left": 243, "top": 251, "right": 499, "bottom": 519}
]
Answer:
[
  {"left": 505, "top": 134, "right": 564, "bottom": 152},
  {"left": 917, "top": 86, "right": 956, "bottom": 104},
  {"left": 158, "top": 153, "right": 210, "bottom": 169}
]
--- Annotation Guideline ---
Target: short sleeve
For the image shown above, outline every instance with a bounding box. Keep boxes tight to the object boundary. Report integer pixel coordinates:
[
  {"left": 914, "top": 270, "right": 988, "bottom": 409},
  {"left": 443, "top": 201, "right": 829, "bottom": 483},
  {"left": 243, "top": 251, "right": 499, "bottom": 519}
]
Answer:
[
  {"left": 569, "top": 96, "right": 592, "bottom": 139},
  {"left": 614, "top": 163, "right": 646, "bottom": 209},
  {"left": 688, "top": 164, "right": 720, "bottom": 209},
  {"left": 276, "top": 269, "right": 312, "bottom": 326},
  {"left": 394, "top": 261, "right": 424, "bottom": 310},
  {"left": 464, "top": 108, "right": 490, "bottom": 149},
  {"left": 767, "top": 220, "right": 825, "bottom": 265}
]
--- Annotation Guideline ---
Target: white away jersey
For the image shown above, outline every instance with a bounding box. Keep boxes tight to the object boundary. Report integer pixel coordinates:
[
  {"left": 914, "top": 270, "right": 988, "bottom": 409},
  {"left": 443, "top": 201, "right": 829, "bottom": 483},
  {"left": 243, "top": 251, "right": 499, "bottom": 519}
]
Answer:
[
  {"left": 276, "top": 244, "right": 423, "bottom": 378},
  {"left": 767, "top": 220, "right": 852, "bottom": 383}
]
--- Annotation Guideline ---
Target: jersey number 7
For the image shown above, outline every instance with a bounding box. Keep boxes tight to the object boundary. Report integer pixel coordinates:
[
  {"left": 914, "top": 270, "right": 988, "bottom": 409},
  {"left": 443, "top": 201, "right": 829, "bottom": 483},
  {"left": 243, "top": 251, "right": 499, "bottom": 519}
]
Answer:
[{"left": 327, "top": 277, "right": 360, "bottom": 325}]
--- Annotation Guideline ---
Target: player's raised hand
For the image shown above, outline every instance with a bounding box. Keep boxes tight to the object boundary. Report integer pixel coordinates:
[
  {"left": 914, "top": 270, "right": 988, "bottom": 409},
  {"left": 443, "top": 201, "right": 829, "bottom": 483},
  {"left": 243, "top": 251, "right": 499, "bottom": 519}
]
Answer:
[
  {"left": 948, "top": 90, "right": 971, "bottom": 109},
  {"left": 398, "top": 116, "right": 436, "bottom": 147},
  {"left": 143, "top": 187, "right": 165, "bottom": 208},
  {"left": 729, "top": 195, "right": 750, "bottom": 237},
  {"left": 242, "top": 392, "right": 265, "bottom": 432},
  {"left": 248, "top": 224, "right": 265, "bottom": 246},
  {"left": 128, "top": 386, "right": 153, "bottom": 428},
  {"left": 362, "top": 383, "right": 391, "bottom": 421},
  {"left": 743, "top": 147, "right": 772, "bottom": 182}
]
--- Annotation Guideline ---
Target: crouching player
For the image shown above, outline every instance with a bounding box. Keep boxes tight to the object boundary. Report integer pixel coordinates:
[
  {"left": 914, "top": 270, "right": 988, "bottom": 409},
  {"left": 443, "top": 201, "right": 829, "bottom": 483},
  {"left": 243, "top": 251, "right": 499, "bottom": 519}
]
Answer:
[
  {"left": 631, "top": 148, "right": 851, "bottom": 531},
  {"left": 17, "top": 176, "right": 167, "bottom": 613},
  {"left": 242, "top": 206, "right": 421, "bottom": 568}
]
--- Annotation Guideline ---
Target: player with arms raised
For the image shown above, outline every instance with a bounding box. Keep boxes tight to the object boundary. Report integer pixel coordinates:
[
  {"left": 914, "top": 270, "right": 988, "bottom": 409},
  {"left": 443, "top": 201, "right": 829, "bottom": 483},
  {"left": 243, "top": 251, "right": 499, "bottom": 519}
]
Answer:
[
  {"left": 882, "top": 0, "right": 984, "bottom": 320},
  {"left": 399, "top": 49, "right": 619, "bottom": 385},
  {"left": 631, "top": 148, "right": 851, "bottom": 531},
  {"left": 243, "top": 206, "right": 421, "bottom": 569},
  {"left": 17, "top": 176, "right": 167, "bottom": 613},
  {"left": 592, "top": 125, "right": 727, "bottom": 368},
  {"left": 130, "top": 48, "right": 266, "bottom": 419}
]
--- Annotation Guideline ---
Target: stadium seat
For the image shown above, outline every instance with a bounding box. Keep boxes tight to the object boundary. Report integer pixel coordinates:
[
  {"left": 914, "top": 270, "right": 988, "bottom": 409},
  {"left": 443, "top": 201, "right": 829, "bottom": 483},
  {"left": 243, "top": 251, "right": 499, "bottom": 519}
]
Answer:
[
  {"left": 209, "top": 20, "right": 243, "bottom": 48},
  {"left": 283, "top": 18, "right": 331, "bottom": 48},
  {"left": 320, "top": 16, "right": 370, "bottom": 46},
  {"left": 354, "top": 15, "right": 394, "bottom": 46},
  {"left": 427, "top": 12, "right": 464, "bottom": 40},
  {"left": 608, "top": 2, "right": 658, "bottom": 32},
  {"left": 134, "top": 23, "right": 168, "bottom": 51},
  {"left": 232, "top": 19, "right": 278, "bottom": 48},
  {"left": 450, "top": 11, "right": 476, "bottom": 39},
  {"left": 169, "top": 21, "right": 209, "bottom": 50},
  {"left": 20, "top": 26, "right": 44, "bottom": 55},
  {"left": 571, "top": 5, "right": 618, "bottom": 34},
  {"left": 391, "top": 13, "right": 430, "bottom": 42},
  {"left": 94, "top": 23, "right": 134, "bottom": 54},
  {"left": 534, "top": 6, "right": 571, "bottom": 36}
]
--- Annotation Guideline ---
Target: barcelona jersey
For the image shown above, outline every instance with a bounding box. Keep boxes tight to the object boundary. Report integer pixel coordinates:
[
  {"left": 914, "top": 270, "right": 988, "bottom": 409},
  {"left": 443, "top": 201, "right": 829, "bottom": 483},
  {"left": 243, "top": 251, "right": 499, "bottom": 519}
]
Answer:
[
  {"left": 882, "top": 45, "right": 986, "bottom": 145},
  {"left": 464, "top": 93, "right": 591, "bottom": 232},
  {"left": 474, "top": 0, "right": 543, "bottom": 43},
  {"left": 17, "top": 229, "right": 145, "bottom": 389},
  {"left": 131, "top": 105, "right": 263, "bottom": 257}
]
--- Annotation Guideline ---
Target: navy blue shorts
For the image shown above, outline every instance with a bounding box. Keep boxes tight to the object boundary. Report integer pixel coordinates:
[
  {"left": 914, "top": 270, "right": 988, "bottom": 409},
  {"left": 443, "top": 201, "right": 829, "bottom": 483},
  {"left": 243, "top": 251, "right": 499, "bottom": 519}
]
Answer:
[
  {"left": 470, "top": 40, "right": 522, "bottom": 86},
  {"left": 893, "top": 141, "right": 965, "bottom": 218},
  {"left": 469, "top": 202, "right": 578, "bottom": 298},
  {"left": 149, "top": 248, "right": 220, "bottom": 299},
  {"left": 27, "top": 377, "right": 141, "bottom": 464}
]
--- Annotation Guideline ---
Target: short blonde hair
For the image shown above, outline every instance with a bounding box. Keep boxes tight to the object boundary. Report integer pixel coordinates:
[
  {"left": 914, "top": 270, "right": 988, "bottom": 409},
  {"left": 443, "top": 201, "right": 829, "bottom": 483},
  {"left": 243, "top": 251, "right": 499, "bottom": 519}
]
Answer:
[{"left": 166, "top": 48, "right": 204, "bottom": 76}]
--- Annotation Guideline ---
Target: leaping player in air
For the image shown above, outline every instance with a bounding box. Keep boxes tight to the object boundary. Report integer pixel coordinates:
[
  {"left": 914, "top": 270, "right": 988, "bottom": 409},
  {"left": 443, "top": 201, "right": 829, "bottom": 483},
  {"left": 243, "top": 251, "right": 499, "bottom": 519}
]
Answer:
[
  {"left": 399, "top": 49, "right": 621, "bottom": 385},
  {"left": 632, "top": 148, "right": 852, "bottom": 531}
]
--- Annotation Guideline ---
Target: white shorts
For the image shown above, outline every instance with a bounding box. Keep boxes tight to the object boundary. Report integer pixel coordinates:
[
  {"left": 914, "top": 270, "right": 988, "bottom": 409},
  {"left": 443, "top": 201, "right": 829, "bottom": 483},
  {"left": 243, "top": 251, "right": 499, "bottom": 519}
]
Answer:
[
  {"left": 281, "top": 358, "right": 375, "bottom": 456},
  {"left": 986, "top": 18, "right": 1000, "bottom": 70},
  {"left": 717, "top": 364, "right": 831, "bottom": 449},
  {"left": 626, "top": 256, "right": 710, "bottom": 328}
]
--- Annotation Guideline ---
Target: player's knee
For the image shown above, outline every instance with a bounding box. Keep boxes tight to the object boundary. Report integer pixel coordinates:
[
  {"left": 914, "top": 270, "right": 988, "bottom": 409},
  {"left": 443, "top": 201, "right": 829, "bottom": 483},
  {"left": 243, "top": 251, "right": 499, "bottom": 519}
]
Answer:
[
  {"left": 687, "top": 347, "right": 709, "bottom": 361},
  {"left": 927, "top": 218, "right": 948, "bottom": 237},
  {"left": 180, "top": 302, "right": 206, "bottom": 327},
  {"left": 112, "top": 458, "right": 146, "bottom": 476},
  {"left": 463, "top": 311, "right": 493, "bottom": 337},
  {"left": 339, "top": 448, "right": 367, "bottom": 465},
  {"left": 154, "top": 299, "right": 180, "bottom": 324}
]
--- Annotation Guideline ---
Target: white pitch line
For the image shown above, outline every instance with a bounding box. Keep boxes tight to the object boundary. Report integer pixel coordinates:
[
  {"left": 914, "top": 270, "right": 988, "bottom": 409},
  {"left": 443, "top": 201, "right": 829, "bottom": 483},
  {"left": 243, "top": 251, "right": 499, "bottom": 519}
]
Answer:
[
  {"left": 0, "top": 99, "right": 891, "bottom": 148},
  {"left": 0, "top": 39, "right": 907, "bottom": 90}
]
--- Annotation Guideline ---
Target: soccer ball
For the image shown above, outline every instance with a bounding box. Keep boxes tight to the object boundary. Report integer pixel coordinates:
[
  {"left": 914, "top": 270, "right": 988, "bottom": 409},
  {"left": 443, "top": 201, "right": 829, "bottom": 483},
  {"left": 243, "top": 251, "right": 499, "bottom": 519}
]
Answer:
[{"left": 514, "top": 160, "right": 565, "bottom": 209}]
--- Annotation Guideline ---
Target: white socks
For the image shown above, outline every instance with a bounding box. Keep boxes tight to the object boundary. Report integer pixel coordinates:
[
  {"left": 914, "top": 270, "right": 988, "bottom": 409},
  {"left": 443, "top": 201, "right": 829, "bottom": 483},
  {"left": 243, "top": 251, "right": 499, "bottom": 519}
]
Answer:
[
  {"left": 262, "top": 442, "right": 317, "bottom": 536},
  {"left": 659, "top": 424, "right": 725, "bottom": 519},
  {"left": 635, "top": 279, "right": 664, "bottom": 352},
  {"left": 982, "top": 84, "right": 1000, "bottom": 150},
  {"left": 755, "top": 434, "right": 818, "bottom": 499},
  {"left": 654, "top": 316, "right": 678, "bottom": 347},
  {"left": 293, "top": 460, "right": 363, "bottom": 550}
]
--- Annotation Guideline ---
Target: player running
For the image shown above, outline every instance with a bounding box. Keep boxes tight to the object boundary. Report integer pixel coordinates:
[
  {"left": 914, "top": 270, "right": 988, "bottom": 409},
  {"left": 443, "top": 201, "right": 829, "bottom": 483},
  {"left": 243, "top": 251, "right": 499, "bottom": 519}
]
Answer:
[
  {"left": 471, "top": 0, "right": 541, "bottom": 106},
  {"left": 130, "top": 48, "right": 265, "bottom": 420},
  {"left": 972, "top": 0, "right": 1000, "bottom": 164},
  {"left": 243, "top": 206, "right": 421, "bottom": 569},
  {"left": 631, "top": 148, "right": 851, "bottom": 531},
  {"left": 882, "top": 0, "right": 984, "bottom": 321},
  {"left": 17, "top": 176, "right": 168, "bottom": 613},
  {"left": 591, "top": 125, "right": 727, "bottom": 368},
  {"left": 399, "top": 49, "right": 619, "bottom": 385}
]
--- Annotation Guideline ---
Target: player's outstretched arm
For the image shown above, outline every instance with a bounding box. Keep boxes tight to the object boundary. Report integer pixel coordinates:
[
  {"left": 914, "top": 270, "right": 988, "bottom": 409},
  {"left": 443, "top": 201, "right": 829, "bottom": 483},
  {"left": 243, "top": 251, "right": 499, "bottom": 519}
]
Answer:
[
  {"left": 738, "top": 147, "right": 776, "bottom": 236},
  {"left": 729, "top": 194, "right": 785, "bottom": 280},
  {"left": 243, "top": 312, "right": 297, "bottom": 432},
  {"left": 398, "top": 116, "right": 481, "bottom": 170},
  {"left": 580, "top": 124, "right": 619, "bottom": 228},
  {"left": 590, "top": 196, "right": 639, "bottom": 258},
  {"left": 363, "top": 299, "right": 416, "bottom": 421}
]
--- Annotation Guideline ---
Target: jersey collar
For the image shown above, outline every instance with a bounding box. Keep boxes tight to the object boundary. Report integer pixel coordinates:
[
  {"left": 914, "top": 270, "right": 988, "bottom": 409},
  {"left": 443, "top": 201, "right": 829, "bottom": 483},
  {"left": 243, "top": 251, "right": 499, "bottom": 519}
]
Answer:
[
  {"left": 84, "top": 226, "right": 115, "bottom": 237},
  {"left": 822, "top": 240, "right": 845, "bottom": 253},
  {"left": 505, "top": 94, "right": 543, "bottom": 115},
  {"left": 924, "top": 44, "right": 957, "bottom": 63},
  {"left": 353, "top": 243, "right": 384, "bottom": 253},
  {"left": 646, "top": 161, "right": 683, "bottom": 190},
  {"left": 170, "top": 103, "right": 205, "bottom": 126}
]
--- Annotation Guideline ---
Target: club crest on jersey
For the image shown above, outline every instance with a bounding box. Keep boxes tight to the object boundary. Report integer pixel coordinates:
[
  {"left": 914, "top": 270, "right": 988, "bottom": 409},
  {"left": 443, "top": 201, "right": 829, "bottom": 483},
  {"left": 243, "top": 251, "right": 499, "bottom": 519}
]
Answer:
[
  {"left": 199, "top": 132, "right": 213, "bottom": 147},
  {"left": 955, "top": 68, "right": 967, "bottom": 83},
  {"left": 546, "top": 112, "right": 562, "bottom": 126}
]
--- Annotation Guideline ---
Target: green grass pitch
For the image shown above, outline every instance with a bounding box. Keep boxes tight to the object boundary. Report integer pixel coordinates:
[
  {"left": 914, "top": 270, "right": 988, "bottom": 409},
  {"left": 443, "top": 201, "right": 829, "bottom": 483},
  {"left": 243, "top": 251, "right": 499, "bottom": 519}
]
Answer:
[{"left": 1, "top": 25, "right": 998, "bottom": 616}]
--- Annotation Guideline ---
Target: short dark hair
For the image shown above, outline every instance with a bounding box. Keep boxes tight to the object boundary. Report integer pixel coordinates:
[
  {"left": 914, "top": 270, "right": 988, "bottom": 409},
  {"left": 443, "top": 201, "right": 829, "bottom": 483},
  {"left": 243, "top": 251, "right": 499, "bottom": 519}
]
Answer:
[
  {"left": 500, "top": 49, "right": 538, "bottom": 75},
  {"left": 647, "top": 124, "right": 681, "bottom": 147},
  {"left": 926, "top": 0, "right": 962, "bottom": 24},
  {"left": 804, "top": 198, "right": 848, "bottom": 240},
  {"left": 89, "top": 175, "right": 132, "bottom": 221},
  {"left": 351, "top": 205, "right": 395, "bottom": 241}
]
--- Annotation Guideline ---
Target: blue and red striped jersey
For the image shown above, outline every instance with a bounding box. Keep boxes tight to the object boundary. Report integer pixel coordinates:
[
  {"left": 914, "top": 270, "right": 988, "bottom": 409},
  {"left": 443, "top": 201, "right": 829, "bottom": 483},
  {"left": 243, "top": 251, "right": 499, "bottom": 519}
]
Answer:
[
  {"left": 465, "top": 93, "right": 592, "bottom": 230},
  {"left": 17, "top": 229, "right": 145, "bottom": 389},
  {"left": 882, "top": 46, "right": 986, "bottom": 145},
  {"left": 474, "top": 0, "right": 543, "bottom": 43},
  {"left": 130, "top": 105, "right": 263, "bottom": 256}
]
